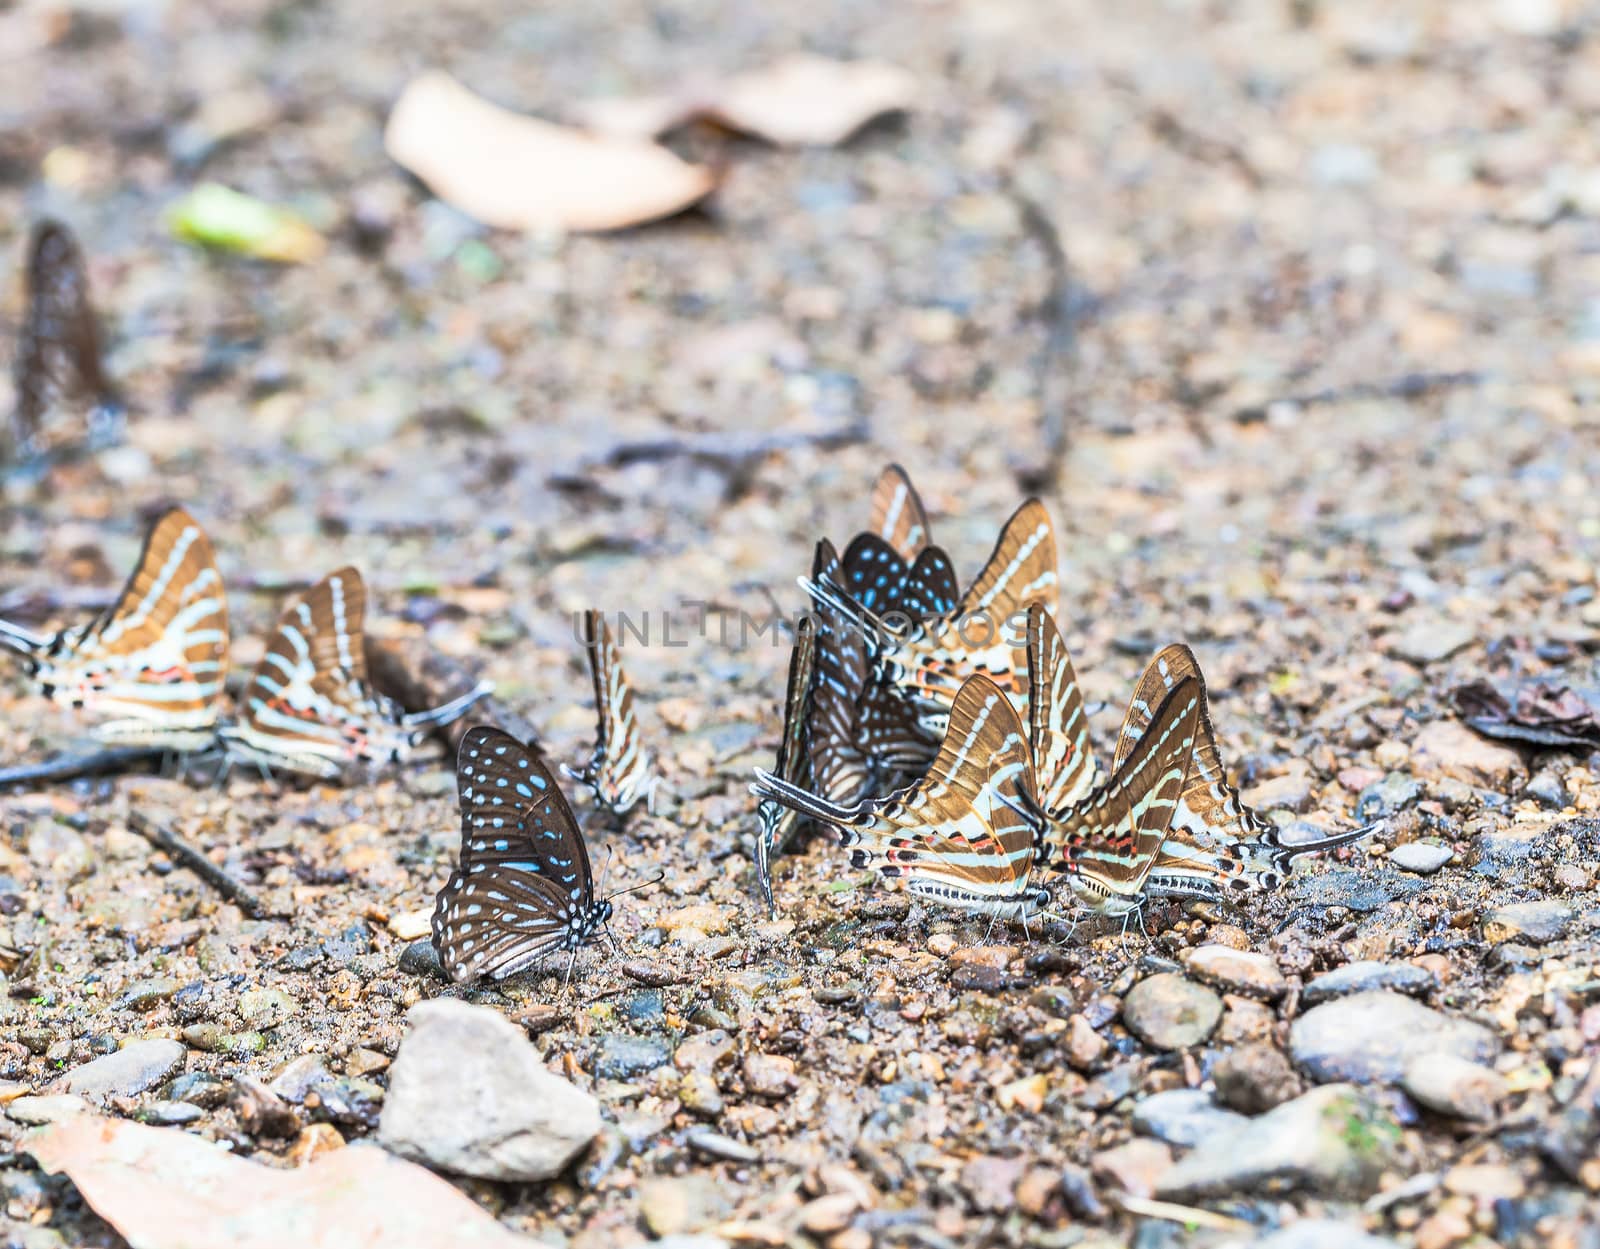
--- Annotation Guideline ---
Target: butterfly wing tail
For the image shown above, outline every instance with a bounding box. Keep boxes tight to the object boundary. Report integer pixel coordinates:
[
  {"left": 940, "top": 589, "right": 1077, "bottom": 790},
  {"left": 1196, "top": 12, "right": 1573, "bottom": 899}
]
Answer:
[
  {"left": 751, "top": 768, "right": 864, "bottom": 836},
  {"left": 1271, "top": 817, "right": 1383, "bottom": 866},
  {"left": 796, "top": 574, "right": 887, "bottom": 648},
  {"left": 400, "top": 679, "right": 495, "bottom": 729},
  {"left": 0, "top": 618, "right": 51, "bottom": 656}
]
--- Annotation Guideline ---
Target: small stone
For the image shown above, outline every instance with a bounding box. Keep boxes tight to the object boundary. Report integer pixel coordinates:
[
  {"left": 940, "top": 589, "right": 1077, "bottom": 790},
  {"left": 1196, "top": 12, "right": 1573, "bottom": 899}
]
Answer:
[
  {"left": 1442, "top": 1162, "right": 1525, "bottom": 1201},
  {"left": 1122, "top": 974, "right": 1222, "bottom": 1050},
  {"left": 679, "top": 1071, "right": 723, "bottom": 1118},
  {"left": 7, "top": 1094, "right": 91, "bottom": 1125},
  {"left": 742, "top": 1052, "right": 797, "bottom": 1100},
  {"left": 1213, "top": 1042, "right": 1304, "bottom": 1114},
  {"left": 397, "top": 939, "right": 446, "bottom": 980},
  {"left": 997, "top": 1074, "right": 1047, "bottom": 1114},
  {"left": 232, "top": 1077, "right": 298, "bottom": 1139},
  {"left": 960, "top": 1154, "right": 1027, "bottom": 1213},
  {"left": 1064, "top": 1015, "right": 1107, "bottom": 1070},
  {"left": 594, "top": 1035, "right": 674, "bottom": 1080},
  {"left": 639, "top": 1175, "right": 731, "bottom": 1237},
  {"left": 1250, "top": 1220, "right": 1402, "bottom": 1249},
  {"left": 1302, "top": 961, "right": 1437, "bottom": 1006},
  {"left": 1015, "top": 1167, "right": 1059, "bottom": 1218},
  {"left": 386, "top": 908, "right": 433, "bottom": 941},
  {"left": 1357, "top": 774, "right": 1424, "bottom": 819},
  {"left": 291, "top": 1122, "right": 346, "bottom": 1165},
  {"left": 674, "top": 1030, "right": 735, "bottom": 1074},
  {"left": 1401, "top": 1055, "right": 1510, "bottom": 1121},
  {"left": 1289, "top": 992, "right": 1500, "bottom": 1084},
  {"left": 239, "top": 987, "right": 298, "bottom": 1030},
  {"left": 1483, "top": 900, "right": 1571, "bottom": 945},
  {"left": 1410, "top": 719, "right": 1525, "bottom": 789},
  {"left": 1386, "top": 622, "right": 1474, "bottom": 666},
  {"left": 1090, "top": 1139, "right": 1172, "bottom": 1198},
  {"left": 1414, "top": 1209, "right": 1472, "bottom": 1249},
  {"left": 1242, "top": 762, "right": 1314, "bottom": 813},
  {"left": 114, "top": 977, "right": 182, "bottom": 1011},
  {"left": 1131, "top": 1089, "right": 1248, "bottom": 1147},
  {"left": 1157, "top": 1084, "right": 1401, "bottom": 1200},
  {"left": 798, "top": 1192, "right": 859, "bottom": 1233},
  {"left": 927, "top": 933, "right": 957, "bottom": 957},
  {"left": 1181, "top": 945, "right": 1288, "bottom": 1000},
  {"left": 164, "top": 1071, "right": 229, "bottom": 1108},
  {"left": 1389, "top": 842, "right": 1453, "bottom": 875},
  {"left": 61, "top": 1039, "right": 185, "bottom": 1102},
  {"left": 137, "top": 1100, "right": 205, "bottom": 1125},
  {"left": 378, "top": 999, "right": 600, "bottom": 1182},
  {"left": 1058, "top": 1163, "right": 1106, "bottom": 1220},
  {"left": 685, "top": 1126, "right": 758, "bottom": 1163}
]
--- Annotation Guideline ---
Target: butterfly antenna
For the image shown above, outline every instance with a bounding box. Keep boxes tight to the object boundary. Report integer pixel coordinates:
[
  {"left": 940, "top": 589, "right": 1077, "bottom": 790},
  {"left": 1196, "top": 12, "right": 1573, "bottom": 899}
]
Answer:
[{"left": 602, "top": 871, "right": 666, "bottom": 904}]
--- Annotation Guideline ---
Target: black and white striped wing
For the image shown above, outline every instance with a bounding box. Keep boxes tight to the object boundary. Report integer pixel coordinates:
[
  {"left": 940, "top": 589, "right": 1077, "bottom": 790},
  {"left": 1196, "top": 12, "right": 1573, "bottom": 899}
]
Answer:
[{"left": 433, "top": 726, "right": 601, "bottom": 983}]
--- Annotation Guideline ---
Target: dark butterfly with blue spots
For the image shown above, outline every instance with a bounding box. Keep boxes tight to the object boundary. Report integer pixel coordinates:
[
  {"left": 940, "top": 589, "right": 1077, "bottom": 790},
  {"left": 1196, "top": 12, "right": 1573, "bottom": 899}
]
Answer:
[{"left": 432, "top": 726, "right": 654, "bottom": 985}]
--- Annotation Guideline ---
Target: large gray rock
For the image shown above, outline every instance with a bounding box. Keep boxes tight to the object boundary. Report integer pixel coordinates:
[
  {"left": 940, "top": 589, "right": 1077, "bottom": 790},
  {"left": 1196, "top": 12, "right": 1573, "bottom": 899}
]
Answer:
[
  {"left": 1130, "top": 1089, "right": 1247, "bottom": 1148},
  {"left": 60, "top": 1040, "right": 185, "bottom": 1102},
  {"left": 1302, "top": 961, "right": 1435, "bottom": 1006},
  {"left": 1156, "top": 1084, "right": 1400, "bottom": 1200},
  {"left": 378, "top": 999, "right": 600, "bottom": 1182},
  {"left": 1122, "top": 974, "right": 1222, "bottom": 1050},
  {"left": 1289, "top": 991, "right": 1499, "bottom": 1084},
  {"left": 1236, "top": 1219, "right": 1402, "bottom": 1249}
]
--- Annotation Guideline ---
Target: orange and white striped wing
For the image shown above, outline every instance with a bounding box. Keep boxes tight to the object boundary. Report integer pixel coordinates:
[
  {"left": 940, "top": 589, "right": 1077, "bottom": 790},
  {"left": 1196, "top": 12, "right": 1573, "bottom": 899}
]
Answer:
[
  {"left": 573, "top": 610, "right": 657, "bottom": 814},
  {"left": 1025, "top": 603, "right": 1097, "bottom": 813}
]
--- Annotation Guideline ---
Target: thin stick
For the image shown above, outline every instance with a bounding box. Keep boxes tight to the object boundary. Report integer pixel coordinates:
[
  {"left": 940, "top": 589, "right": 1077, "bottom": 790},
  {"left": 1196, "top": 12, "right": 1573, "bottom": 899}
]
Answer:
[
  {"left": 1114, "top": 1195, "right": 1251, "bottom": 1233},
  {"left": 1012, "top": 192, "right": 1081, "bottom": 491},
  {"left": 0, "top": 747, "right": 165, "bottom": 788},
  {"left": 127, "top": 812, "right": 262, "bottom": 917}
]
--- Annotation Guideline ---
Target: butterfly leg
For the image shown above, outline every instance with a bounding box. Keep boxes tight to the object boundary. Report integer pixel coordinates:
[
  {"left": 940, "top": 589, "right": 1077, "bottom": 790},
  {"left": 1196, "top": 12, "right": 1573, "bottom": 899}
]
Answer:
[
  {"left": 604, "top": 924, "right": 622, "bottom": 957},
  {"left": 561, "top": 948, "right": 580, "bottom": 995}
]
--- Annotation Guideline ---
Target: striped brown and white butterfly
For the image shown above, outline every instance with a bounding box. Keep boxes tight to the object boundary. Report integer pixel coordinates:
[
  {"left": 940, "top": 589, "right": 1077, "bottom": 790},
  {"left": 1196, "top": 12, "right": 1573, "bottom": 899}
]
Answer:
[
  {"left": 11, "top": 220, "right": 124, "bottom": 457},
  {"left": 755, "top": 613, "right": 818, "bottom": 915},
  {"left": 810, "top": 498, "right": 1059, "bottom": 736},
  {"left": 1029, "top": 675, "right": 1202, "bottom": 918},
  {"left": 753, "top": 672, "right": 1050, "bottom": 920},
  {"left": 1023, "top": 602, "right": 1098, "bottom": 813},
  {"left": 219, "top": 566, "right": 489, "bottom": 779},
  {"left": 566, "top": 610, "right": 662, "bottom": 816},
  {"left": 1111, "top": 644, "right": 1377, "bottom": 902},
  {"left": 0, "top": 507, "right": 228, "bottom": 751},
  {"left": 433, "top": 726, "right": 626, "bottom": 986},
  {"left": 869, "top": 463, "right": 931, "bottom": 563}
]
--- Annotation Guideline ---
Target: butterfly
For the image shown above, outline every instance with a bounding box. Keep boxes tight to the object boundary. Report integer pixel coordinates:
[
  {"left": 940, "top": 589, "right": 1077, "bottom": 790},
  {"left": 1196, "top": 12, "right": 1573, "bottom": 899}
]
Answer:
[
  {"left": 1026, "top": 675, "right": 1202, "bottom": 919},
  {"left": 1023, "top": 602, "right": 1098, "bottom": 813},
  {"left": 0, "top": 507, "right": 228, "bottom": 752},
  {"left": 432, "top": 726, "right": 652, "bottom": 986},
  {"left": 809, "top": 498, "right": 1059, "bottom": 737},
  {"left": 11, "top": 220, "right": 124, "bottom": 457},
  {"left": 218, "top": 566, "right": 490, "bottom": 779},
  {"left": 869, "top": 463, "right": 932, "bottom": 563},
  {"left": 1108, "top": 644, "right": 1377, "bottom": 902},
  {"left": 754, "top": 613, "right": 819, "bottom": 916},
  {"left": 565, "top": 610, "right": 662, "bottom": 815},
  {"left": 753, "top": 672, "right": 1050, "bottom": 920}
]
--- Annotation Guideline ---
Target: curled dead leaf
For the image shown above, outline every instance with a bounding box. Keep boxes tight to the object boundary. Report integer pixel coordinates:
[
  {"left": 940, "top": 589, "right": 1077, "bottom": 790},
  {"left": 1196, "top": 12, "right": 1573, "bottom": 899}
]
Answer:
[{"left": 385, "top": 71, "right": 716, "bottom": 233}]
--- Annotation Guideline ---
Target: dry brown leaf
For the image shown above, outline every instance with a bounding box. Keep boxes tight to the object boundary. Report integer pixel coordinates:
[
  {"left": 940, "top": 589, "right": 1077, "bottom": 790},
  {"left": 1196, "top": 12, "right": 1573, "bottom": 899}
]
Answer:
[
  {"left": 574, "top": 54, "right": 918, "bottom": 147},
  {"left": 26, "top": 1115, "right": 535, "bottom": 1249},
  {"left": 385, "top": 71, "right": 716, "bottom": 233}
]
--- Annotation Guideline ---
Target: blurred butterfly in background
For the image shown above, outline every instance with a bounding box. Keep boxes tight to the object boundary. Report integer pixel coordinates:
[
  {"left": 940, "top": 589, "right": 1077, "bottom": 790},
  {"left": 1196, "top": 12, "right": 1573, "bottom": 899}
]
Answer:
[
  {"left": 565, "top": 609, "right": 663, "bottom": 816},
  {"left": 433, "top": 725, "right": 657, "bottom": 986},
  {"left": 869, "top": 462, "right": 931, "bottom": 563},
  {"left": 219, "top": 565, "right": 489, "bottom": 778},
  {"left": 0, "top": 507, "right": 228, "bottom": 752},
  {"left": 11, "top": 220, "right": 125, "bottom": 459}
]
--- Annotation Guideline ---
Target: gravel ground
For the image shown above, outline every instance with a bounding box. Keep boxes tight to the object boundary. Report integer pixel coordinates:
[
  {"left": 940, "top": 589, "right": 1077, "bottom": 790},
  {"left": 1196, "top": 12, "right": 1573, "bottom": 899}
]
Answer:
[{"left": 2, "top": 0, "right": 1600, "bottom": 1246}]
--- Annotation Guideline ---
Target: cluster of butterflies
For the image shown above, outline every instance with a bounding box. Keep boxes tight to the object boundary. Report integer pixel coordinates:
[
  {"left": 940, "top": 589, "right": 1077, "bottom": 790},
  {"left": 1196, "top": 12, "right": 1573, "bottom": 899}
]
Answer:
[{"left": 750, "top": 466, "right": 1376, "bottom": 930}]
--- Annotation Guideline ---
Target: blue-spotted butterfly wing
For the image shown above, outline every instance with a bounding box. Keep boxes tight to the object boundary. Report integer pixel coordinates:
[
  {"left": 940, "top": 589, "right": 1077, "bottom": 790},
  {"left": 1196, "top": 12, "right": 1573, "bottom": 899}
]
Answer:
[
  {"left": 869, "top": 464, "right": 931, "bottom": 564},
  {"left": 433, "top": 726, "right": 607, "bottom": 983},
  {"left": 12, "top": 220, "right": 123, "bottom": 455}
]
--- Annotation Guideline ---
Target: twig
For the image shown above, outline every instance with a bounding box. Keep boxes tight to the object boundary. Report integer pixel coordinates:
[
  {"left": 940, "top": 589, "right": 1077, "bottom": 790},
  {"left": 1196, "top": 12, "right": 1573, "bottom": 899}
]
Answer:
[
  {"left": 364, "top": 634, "right": 536, "bottom": 751},
  {"left": 1233, "top": 370, "right": 1484, "bottom": 424},
  {"left": 128, "top": 812, "right": 262, "bottom": 917},
  {"left": 0, "top": 747, "right": 166, "bottom": 788},
  {"left": 1113, "top": 1195, "right": 1251, "bottom": 1233},
  {"left": 1012, "top": 192, "right": 1083, "bottom": 491}
]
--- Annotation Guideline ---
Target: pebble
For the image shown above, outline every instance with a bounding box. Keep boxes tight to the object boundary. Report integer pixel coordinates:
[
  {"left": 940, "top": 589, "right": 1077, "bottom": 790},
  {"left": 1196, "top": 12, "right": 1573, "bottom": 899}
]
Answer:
[
  {"left": 674, "top": 1030, "right": 735, "bottom": 1074},
  {"left": 164, "top": 1071, "right": 230, "bottom": 1108},
  {"left": 679, "top": 1071, "right": 723, "bottom": 1118},
  {"left": 960, "top": 1154, "right": 1026, "bottom": 1212},
  {"left": 1356, "top": 774, "right": 1424, "bottom": 819},
  {"left": 1156, "top": 1084, "right": 1400, "bottom": 1200},
  {"left": 1302, "top": 961, "right": 1437, "bottom": 1005},
  {"left": 1242, "top": 762, "right": 1314, "bottom": 813},
  {"left": 7, "top": 1095, "right": 91, "bottom": 1125},
  {"left": 1443, "top": 1162, "right": 1525, "bottom": 1201},
  {"left": 639, "top": 1175, "right": 731, "bottom": 1237},
  {"left": 1181, "top": 945, "right": 1288, "bottom": 1000},
  {"left": 377, "top": 999, "right": 600, "bottom": 1182},
  {"left": 1389, "top": 842, "right": 1453, "bottom": 875},
  {"left": 1473, "top": 824, "right": 1542, "bottom": 881},
  {"left": 1409, "top": 719, "right": 1525, "bottom": 789},
  {"left": 1131, "top": 1089, "right": 1248, "bottom": 1147},
  {"left": 742, "top": 1052, "right": 797, "bottom": 1100},
  {"left": 594, "top": 1035, "right": 675, "bottom": 1080},
  {"left": 1483, "top": 899, "right": 1571, "bottom": 945},
  {"left": 1064, "top": 1015, "right": 1107, "bottom": 1070},
  {"left": 1212, "top": 1042, "right": 1304, "bottom": 1114},
  {"left": 1401, "top": 1055, "right": 1510, "bottom": 1121},
  {"left": 137, "top": 1099, "right": 205, "bottom": 1125},
  {"left": 685, "top": 1126, "right": 757, "bottom": 1163},
  {"left": 239, "top": 987, "right": 298, "bottom": 1029},
  {"left": 1121, "top": 974, "right": 1222, "bottom": 1050},
  {"left": 114, "top": 977, "right": 182, "bottom": 1011},
  {"left": 397, "top": 939, "right": 446, "bottom": 979},
  {"left": 1250, "top": 1220, "right": 1402, "bottom": 1248},
  {"left": 60, "top": 1039, "right": 185, "bottom": 1102},
  {"left": 1386, "top": 622, "right": 1475, "bottom": 665},
  {"left": 1058, "top": 1164, "right": 1106, "bottom": 1220},
  {"left": 1289, "top": 992, "right": 1500, "bottom": 1084},
  {"left": 1090, "top": 1138, "right": 1173, "bottom": 1198}
]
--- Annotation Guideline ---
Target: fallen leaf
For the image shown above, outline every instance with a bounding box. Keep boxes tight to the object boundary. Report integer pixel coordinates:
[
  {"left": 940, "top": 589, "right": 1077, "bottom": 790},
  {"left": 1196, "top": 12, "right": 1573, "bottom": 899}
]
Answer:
[
  {"left": 574, "top": 54, "right": 917, "bottom": 147},
  {"left": 27, "top": 1115, "right": 535, "bottom": 1249},
  {"left": 385, "top": 71, "right": 716, "bottom": 233},
  {"left": 168, "top": 183, "right": 325, "bottom": 263},
  {"left": 1453, "top": 678, "right": 1600, "bottom": 749}
]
